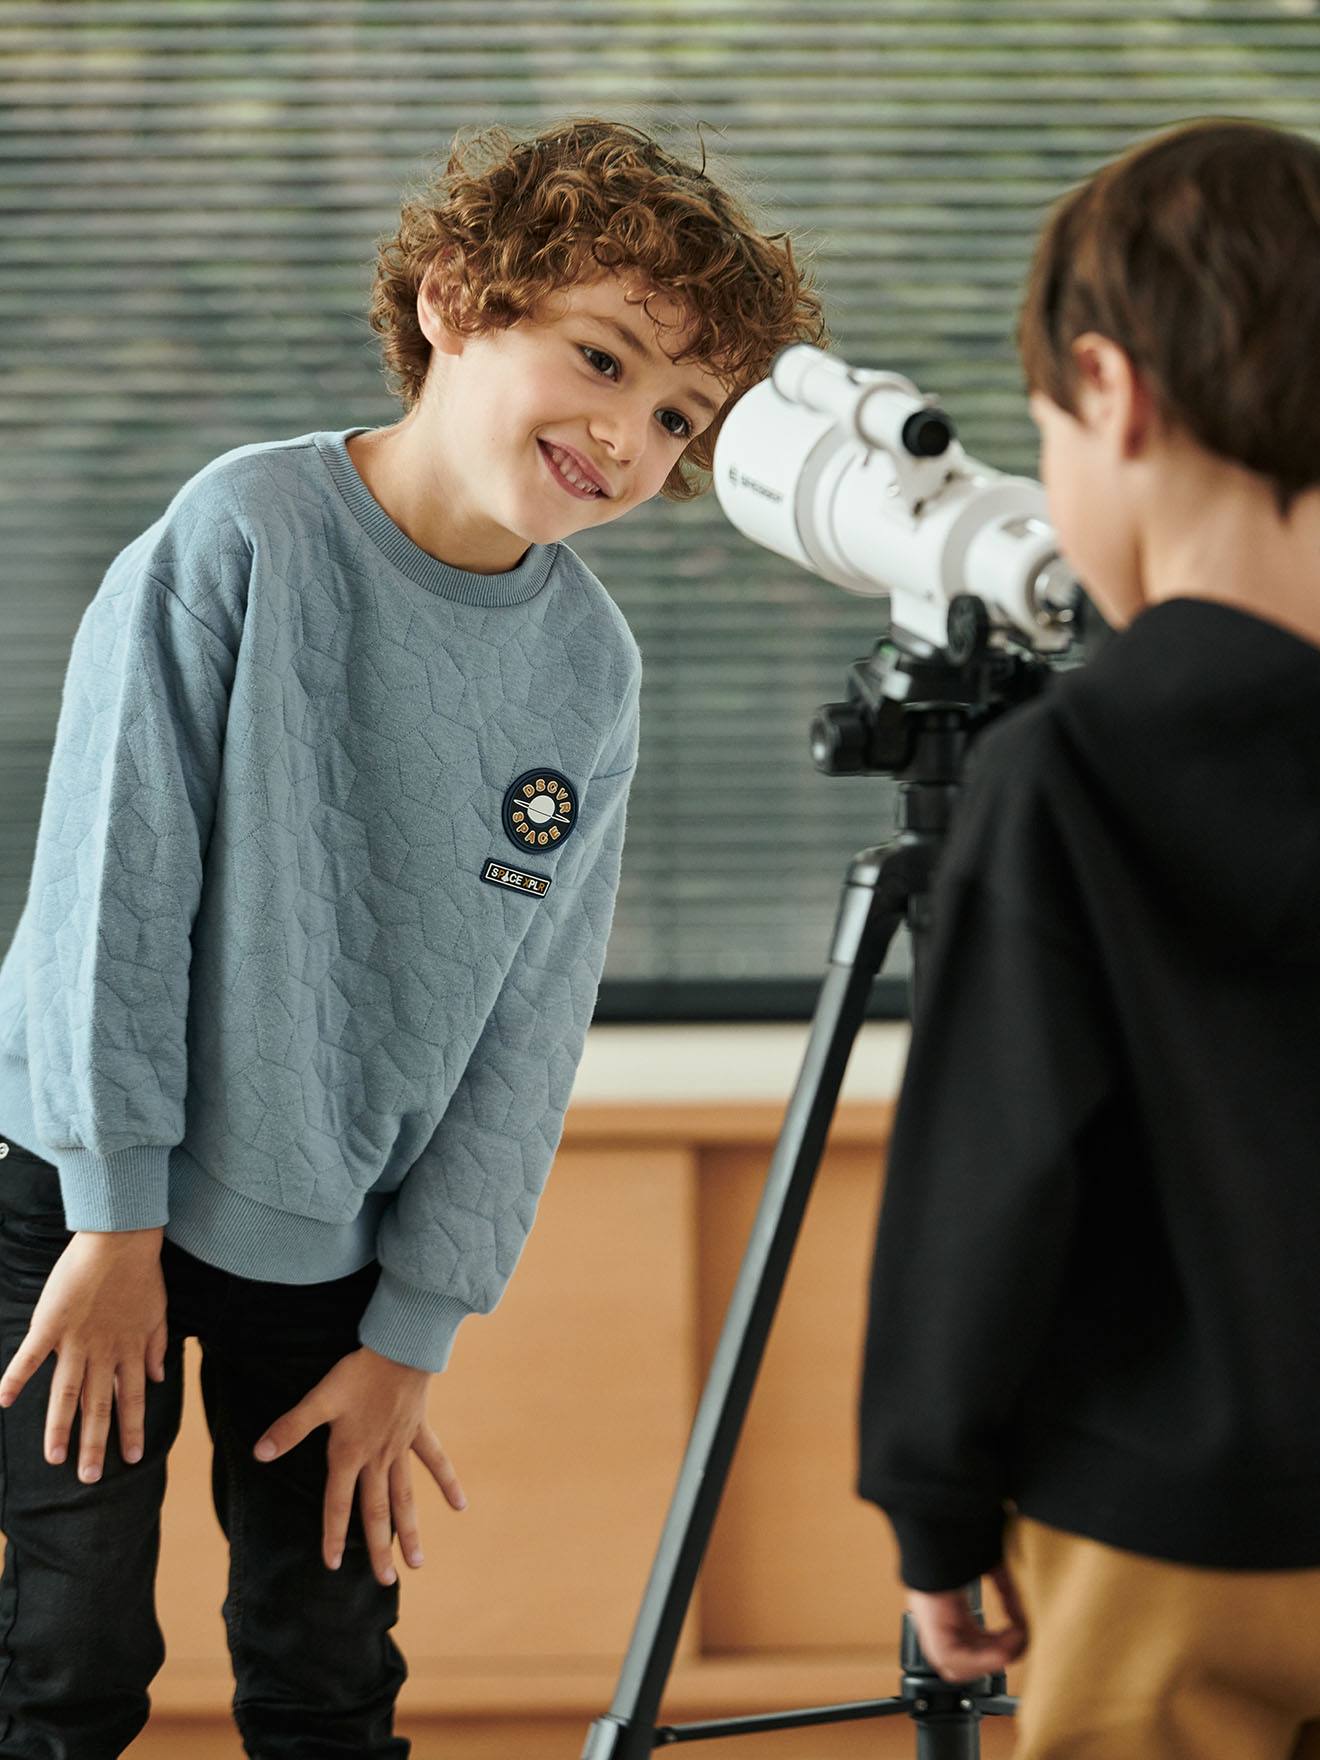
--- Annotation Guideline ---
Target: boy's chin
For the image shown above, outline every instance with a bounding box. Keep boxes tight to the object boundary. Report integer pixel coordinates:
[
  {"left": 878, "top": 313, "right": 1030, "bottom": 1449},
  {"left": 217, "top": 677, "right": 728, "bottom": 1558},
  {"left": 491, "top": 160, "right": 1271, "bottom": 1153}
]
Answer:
[
  {"left": 543, "top": 502, "right": 615, "bottom": 538},
  {"left": 517, "top": 508, "right": 592, "bottom": 543}
]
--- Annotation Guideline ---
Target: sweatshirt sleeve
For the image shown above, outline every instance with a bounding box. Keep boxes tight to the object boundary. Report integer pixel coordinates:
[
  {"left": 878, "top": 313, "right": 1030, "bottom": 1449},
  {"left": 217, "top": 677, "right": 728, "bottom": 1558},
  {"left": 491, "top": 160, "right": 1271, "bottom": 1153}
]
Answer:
[
  {"left": 358, "top": 685, "right": 641, "bottom": 1373},
  {"left": 856, "top": 726, "right": 1114, "bottom": 1592},
  {"left": 22, "top": 519, "right": 241, "bottom": 1231}
]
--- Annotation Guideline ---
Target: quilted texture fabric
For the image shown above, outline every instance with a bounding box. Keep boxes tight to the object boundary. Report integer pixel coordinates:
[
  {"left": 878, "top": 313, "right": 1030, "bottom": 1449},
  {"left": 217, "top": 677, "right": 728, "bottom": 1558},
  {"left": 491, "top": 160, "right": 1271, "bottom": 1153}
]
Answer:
[{"left": 0, "top": 428, "right": 641, "bottom": 1371}]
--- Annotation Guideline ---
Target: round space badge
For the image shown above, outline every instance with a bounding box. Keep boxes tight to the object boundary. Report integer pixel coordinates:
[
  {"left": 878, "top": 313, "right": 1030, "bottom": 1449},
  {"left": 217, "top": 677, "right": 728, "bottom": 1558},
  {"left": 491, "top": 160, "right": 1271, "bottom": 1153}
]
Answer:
[{"left": 503, "top": 768, "right": 579, "bottom": 853}]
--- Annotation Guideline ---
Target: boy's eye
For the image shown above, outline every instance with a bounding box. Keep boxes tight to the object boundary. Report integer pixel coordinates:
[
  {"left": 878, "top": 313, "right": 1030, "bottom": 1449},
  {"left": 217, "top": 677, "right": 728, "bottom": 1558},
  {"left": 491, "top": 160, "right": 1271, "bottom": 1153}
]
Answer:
[{"left": 579, "top": 345, "right": 693, "bottom": 440}]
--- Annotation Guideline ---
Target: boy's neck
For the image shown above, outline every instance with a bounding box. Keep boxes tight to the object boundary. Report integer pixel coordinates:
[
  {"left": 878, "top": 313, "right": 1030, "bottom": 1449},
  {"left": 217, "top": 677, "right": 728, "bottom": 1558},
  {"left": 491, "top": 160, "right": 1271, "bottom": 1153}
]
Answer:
[
  {"left": 346, "top": 420, "right": 533, "bottom": 576},
  {"left": 1136, "top": 459, "right": 1320, "bottom": 651}
]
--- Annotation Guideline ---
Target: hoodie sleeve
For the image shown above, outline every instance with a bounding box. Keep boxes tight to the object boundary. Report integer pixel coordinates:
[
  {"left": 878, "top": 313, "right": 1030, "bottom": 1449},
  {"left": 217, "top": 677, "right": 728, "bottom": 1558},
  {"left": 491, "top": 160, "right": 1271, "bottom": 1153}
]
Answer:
[
  {"left": 856, "top": 719, "right": 1114, "bottom": 1592},
  {"left": 21, "top": 517, "right": 242, "bottom": 1231},
  {"left": 357, "top": 685, "right": 641, "bottom": 1373}
]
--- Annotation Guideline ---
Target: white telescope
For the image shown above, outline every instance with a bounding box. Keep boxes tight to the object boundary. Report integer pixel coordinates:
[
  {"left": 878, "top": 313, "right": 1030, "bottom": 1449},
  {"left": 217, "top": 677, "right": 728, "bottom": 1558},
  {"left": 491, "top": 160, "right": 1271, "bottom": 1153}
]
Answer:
[{"left": 713, "top": 343, "right": 1081, "bottom": 657}]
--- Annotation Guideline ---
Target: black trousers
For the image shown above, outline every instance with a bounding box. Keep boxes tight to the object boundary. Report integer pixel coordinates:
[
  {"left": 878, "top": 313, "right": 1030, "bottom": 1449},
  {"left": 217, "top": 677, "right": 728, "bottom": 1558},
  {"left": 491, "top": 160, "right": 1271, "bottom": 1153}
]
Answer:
[{"left": 0, "top": 1135, "right": 410, "bottom": 1759}]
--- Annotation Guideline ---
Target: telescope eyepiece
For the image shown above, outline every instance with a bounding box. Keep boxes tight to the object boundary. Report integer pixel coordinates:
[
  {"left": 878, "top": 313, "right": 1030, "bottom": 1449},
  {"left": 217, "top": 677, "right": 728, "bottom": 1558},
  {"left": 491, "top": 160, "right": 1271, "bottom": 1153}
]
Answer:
[{"left": 901, "top": 407, "right": 955, "bottom": 458}]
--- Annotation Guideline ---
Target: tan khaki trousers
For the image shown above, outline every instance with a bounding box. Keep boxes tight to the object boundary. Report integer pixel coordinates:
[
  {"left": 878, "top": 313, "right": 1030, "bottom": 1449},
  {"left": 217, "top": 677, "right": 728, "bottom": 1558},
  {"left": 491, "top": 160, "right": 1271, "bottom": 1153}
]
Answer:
[{"left": 1004, "top": 1513, "right": 1320, "bottom": 1760}]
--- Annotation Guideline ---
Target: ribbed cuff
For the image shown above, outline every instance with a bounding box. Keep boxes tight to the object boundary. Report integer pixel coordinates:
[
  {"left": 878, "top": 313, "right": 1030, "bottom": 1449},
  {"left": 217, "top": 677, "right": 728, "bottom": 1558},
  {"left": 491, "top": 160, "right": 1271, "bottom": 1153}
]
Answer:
[
  {"left": 885, "top": 1505, "right": 1007, "bottom": 1593},
  {"left": 57, "top": 1145, "right": 171, "bottom": 1232},
  {"left": 357, "top": 1266, "right": 473, "bottom": 1372}
]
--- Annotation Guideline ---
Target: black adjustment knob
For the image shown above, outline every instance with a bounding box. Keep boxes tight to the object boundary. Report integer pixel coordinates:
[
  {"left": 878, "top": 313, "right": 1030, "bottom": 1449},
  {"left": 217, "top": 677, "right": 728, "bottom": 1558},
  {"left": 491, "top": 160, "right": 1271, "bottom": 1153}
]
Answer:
[
  {"left": 811, "top": 703, "right": 868, "bottom": 774},
  {"left": 946, "top": 593, "right": 990, "bottom": 665}
]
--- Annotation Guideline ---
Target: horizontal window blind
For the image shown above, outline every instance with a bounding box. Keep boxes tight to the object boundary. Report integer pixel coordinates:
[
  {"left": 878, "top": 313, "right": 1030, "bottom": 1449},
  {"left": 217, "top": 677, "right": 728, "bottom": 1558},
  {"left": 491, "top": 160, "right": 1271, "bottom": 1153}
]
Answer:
[{"left": 2, "top": 1, "right": 1316, "bottom": 1019}]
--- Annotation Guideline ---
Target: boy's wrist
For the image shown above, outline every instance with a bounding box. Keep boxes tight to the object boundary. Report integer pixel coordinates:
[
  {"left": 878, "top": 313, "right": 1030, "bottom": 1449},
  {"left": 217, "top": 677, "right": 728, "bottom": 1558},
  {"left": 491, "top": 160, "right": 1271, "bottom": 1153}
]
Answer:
[
  {"left": 360, "top": 1342, "right": 432, "bottom": 1380},
  {"left": 73, "top": 1226, "right": 166, "bottom": 1249}
]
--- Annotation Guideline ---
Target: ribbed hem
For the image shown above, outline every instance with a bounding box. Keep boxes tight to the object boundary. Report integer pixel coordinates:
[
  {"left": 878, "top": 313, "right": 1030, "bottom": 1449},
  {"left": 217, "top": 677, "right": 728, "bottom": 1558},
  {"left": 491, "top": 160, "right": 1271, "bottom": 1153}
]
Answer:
[
  {"left": 166, "top": 1147, "right": 388, "bottom": 1283},
  {"left": 1014, "top": 1418, "right": 1320, "bottom": 1571},
  {"left": 358, "top": 1266, "right": 472, "bottom": 1373},
  {"left": 0, "top": 1053, "right": 168, "bottom": 1230},
  {"left": 315, "top": 428, "right": 558, "bottom": 606}
]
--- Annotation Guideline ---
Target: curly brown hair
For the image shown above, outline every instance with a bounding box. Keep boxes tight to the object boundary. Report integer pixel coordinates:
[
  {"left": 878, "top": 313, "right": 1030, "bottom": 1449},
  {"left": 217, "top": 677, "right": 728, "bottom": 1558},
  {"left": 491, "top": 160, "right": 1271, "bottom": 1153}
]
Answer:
[
  {"left": 1017, "top": 116, "right": 1320, "bottom": 521},
  {"left": 363, "top": 115, "right": 830, "bottom": 502}
]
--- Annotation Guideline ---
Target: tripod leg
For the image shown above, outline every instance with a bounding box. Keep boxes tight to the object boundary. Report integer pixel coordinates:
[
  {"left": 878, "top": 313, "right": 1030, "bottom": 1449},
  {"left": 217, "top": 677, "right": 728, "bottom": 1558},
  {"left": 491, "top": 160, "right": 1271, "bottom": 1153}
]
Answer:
[{"left": 582, "top": 844, "right": 921, "bottom": 1760}]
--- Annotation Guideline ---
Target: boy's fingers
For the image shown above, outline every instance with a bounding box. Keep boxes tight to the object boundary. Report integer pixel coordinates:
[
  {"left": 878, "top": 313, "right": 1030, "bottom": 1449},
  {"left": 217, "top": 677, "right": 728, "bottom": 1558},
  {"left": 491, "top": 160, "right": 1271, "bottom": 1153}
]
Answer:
[
  {"left": 76, "top": 1364, "right": 116, "bottom": 1483},
  {"left": 0, "top": 1333, "right": 49, "bottom": 1407},
  {"left": 358, "top": 1463, "right": 398, "bottom": 1587},
  {"left": 413, "top": 1424, "right": 467, "bottom": 1510},
  {"left": 148, "top": 1320, "right": 170, "bottom": 1383},
  {"left": 991, "top": 1562, "right": 1029, "bottom": 1633},
  {"left": 115, "top": 1362, "right": 147, "bottom": 1465},
  {"left": 321, "top": 1458, "right": 358, "bottom": 1574},
  {"left": 979, "top": 1619, "right": 1027, "bottom": 1661},
  {"left": 933, "top": 1637, "right": 1018, "bottom": 1682},
  {"left": 43, "top": 1355, "right": 86, "bottom": 1464},
  {"left": 254, "top": 1386, "right": 334, "bottom": 1462},
  {"left": 918, "top": 1612, "right": 1015, "bottom": 1679},
  {"left": 943, "top": 1617, "right": 1026, "bottom": 1679},
  {"left": 390, "top": 1457, "right": 425, "bottom": 1568},
  {"left": 909, "top": 1594, "right": 1024, "bottom": 1682}
]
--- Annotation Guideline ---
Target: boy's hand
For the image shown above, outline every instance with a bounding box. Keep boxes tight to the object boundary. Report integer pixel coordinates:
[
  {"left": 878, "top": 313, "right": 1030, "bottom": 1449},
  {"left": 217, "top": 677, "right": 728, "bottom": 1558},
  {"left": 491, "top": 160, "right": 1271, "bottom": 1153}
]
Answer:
[
  {"left": 905, "top": 1563, "right": 1029, "bottom": 1682},
  {"left": 0, "top": 1229, "right": 169, "bottom": 1482},
  {"left": 252, "top": 1345, "right": 467, "bottom": 1587}
]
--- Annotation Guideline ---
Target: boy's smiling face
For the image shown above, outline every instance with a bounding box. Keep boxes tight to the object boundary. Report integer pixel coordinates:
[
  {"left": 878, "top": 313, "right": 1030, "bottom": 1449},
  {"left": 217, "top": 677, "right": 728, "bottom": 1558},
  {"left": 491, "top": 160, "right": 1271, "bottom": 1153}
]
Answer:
[{"left": 400, "top": 268, "right": 730, "bottom": 572}]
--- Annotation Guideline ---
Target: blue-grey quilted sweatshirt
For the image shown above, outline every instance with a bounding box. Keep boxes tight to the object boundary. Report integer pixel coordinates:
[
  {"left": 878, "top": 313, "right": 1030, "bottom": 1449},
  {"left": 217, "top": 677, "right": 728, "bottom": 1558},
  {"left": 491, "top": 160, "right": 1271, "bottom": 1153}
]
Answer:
[{"left": 0, "top": 427, "right": 641, "bottom": 1373}]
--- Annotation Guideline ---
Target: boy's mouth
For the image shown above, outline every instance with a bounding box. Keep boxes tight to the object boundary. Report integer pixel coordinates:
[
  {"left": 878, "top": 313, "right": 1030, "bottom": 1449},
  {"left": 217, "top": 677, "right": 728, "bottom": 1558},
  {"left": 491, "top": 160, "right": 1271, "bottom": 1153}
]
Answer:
[{"left": 538, "top": 439, "right": 608, "bottom": 500}]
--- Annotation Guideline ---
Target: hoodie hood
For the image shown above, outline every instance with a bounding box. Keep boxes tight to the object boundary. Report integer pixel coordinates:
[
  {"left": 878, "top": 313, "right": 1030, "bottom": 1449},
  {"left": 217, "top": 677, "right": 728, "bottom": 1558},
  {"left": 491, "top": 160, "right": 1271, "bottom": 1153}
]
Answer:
[{"left": 1052, "top": 597, "right": 1320, "bottom": 962}]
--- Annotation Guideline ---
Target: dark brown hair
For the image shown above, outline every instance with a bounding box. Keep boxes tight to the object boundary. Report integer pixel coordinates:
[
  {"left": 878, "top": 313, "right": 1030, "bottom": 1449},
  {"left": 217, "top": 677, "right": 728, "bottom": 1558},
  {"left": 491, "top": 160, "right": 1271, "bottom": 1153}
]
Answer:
[
  {"left": 1017, "top": 116, "right": 1320, "bottom": 519},
  {"left": 364, "top": 115, "right": 830, "bottom": 502}
]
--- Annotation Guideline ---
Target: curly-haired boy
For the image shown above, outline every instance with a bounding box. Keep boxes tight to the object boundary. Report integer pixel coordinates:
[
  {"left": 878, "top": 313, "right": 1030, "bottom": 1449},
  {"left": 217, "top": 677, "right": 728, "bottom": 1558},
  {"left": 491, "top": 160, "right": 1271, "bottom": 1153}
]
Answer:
[
  {"left": 858, "top": 117, "right": 1320, "bottom": 1757},
  {"left": 0, "top": 116, "right": 826, "bottom": 1755}
]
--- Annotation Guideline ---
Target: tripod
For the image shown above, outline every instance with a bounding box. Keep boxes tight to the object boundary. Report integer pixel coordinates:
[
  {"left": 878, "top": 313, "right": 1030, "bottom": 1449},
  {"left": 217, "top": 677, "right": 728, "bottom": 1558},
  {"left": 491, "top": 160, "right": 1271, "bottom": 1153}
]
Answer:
[{"left": 582, "top": 630, "right": 1053, "bottom": 1760}]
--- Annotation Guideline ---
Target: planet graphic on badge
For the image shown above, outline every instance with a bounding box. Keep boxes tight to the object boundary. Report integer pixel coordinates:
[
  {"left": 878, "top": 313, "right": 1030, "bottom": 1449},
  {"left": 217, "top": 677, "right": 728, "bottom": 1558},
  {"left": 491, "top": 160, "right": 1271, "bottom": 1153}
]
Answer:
[{"left": 503, "top": 769, "right": 579, "bottom": 852}]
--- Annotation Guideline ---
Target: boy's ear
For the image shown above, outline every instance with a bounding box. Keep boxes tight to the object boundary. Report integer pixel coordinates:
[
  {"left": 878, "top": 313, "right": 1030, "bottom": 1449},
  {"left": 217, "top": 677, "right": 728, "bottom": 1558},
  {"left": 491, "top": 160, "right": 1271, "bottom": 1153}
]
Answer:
[
  {"left": 417, "top": 260, "right": 465, "bottom": 359},
  {"left": 1070, "top": 333, "right": 1116, "bottom": 412},
  {"left": 1071, "top": 333, "right": 1155, "bottom": 459}
]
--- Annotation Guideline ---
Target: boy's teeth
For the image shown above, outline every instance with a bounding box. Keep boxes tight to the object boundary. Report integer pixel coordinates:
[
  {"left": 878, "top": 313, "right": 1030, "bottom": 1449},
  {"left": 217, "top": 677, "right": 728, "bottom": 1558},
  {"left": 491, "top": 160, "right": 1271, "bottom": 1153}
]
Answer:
[{"left": 549, "top": 444, "right": 599, "bottom": 494}]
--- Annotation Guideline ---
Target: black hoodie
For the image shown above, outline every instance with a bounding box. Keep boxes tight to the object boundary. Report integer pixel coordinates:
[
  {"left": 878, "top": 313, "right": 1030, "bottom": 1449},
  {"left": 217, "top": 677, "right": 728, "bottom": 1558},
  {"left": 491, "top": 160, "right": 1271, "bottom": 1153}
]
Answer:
[{"left": 856, "top": 596, "right": 1320, "bottom": 1592}]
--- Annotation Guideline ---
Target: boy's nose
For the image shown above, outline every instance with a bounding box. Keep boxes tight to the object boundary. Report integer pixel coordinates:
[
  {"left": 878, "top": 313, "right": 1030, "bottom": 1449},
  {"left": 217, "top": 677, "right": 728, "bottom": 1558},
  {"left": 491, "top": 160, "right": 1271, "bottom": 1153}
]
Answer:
[{"left": 588, "top": 417, "right": 646, "bottom": 476}]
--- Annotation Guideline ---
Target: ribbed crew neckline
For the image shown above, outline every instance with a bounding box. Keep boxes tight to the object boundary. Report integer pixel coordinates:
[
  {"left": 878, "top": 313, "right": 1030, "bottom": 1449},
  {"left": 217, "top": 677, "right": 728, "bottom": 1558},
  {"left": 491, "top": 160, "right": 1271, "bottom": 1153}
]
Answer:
[{"left": 314, "top": 427, "right": 557, "bottom": 607}]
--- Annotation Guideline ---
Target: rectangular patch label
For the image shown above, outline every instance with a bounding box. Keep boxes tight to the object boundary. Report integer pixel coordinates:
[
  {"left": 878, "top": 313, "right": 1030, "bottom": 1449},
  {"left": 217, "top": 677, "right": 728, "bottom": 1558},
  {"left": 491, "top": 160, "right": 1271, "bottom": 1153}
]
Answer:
[{"left": 481, "top": 859, "right": 552, "bottom": 898}]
